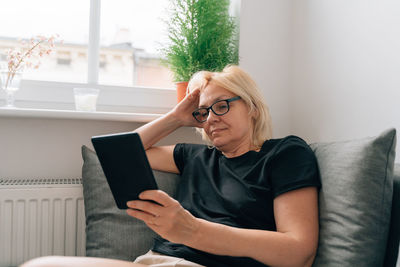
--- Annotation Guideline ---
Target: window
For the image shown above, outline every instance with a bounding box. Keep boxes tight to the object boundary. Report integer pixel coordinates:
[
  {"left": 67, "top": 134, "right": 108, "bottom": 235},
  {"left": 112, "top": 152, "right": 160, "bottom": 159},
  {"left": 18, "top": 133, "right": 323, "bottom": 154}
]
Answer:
[
  {"left": 99, "top": 0, "right": 174, "bottom": 89},
  {"left": 0, "top": 0, "right": 89, "bottom": 83},
  {"left": 0, "top": 0, "right": 239, "bottom": 113},
  {"left": 0, "top": 0, "right": 174, "bottom": 90}
]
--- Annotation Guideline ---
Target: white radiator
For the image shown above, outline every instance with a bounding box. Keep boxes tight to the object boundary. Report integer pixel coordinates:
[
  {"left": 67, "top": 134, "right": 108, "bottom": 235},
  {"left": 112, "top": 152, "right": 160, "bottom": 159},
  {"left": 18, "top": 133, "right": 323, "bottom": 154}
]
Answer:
[{"left": 0, "top": 178, "right": 86, "bottom": 267}]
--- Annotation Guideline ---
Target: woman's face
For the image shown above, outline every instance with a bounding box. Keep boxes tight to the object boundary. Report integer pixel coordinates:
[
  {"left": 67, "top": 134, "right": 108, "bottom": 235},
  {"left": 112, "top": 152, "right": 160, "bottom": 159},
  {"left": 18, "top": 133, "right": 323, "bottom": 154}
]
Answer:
[{"left": 198, "top": 82, "right": 254, "bottom": 152}]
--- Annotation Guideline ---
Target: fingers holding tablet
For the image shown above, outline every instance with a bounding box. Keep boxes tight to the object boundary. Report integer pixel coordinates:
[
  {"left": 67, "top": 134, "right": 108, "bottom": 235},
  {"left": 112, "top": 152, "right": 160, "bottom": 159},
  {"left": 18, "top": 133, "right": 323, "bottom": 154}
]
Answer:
[{"left": 137, "top": 190, "right": 178, "bottom": 207}]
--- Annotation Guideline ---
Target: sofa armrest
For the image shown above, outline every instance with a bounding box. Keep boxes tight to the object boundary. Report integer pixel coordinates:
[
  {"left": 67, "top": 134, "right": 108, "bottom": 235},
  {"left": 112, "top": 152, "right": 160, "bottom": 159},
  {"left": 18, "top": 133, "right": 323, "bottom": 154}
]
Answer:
[{"left": 384, "top": 163, "right": 400, "bottom": 267}]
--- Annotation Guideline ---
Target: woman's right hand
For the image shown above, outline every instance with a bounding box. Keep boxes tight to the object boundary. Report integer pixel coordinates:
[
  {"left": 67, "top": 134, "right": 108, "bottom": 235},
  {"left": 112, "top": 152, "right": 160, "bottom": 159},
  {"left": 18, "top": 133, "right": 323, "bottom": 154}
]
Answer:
[
  {"left": 170, "top": 88, "right": 204, "bottom": 128},
  {"left": 133, "top": 87, "right": 202, "bottom": 154}
]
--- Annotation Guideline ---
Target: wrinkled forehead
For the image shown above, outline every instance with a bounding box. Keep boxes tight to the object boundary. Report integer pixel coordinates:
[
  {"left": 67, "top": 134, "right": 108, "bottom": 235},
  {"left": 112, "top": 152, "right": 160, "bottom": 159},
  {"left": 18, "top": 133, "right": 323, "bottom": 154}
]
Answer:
[{"left": 199, "top": 82, "right": 236, "bottom": 106}]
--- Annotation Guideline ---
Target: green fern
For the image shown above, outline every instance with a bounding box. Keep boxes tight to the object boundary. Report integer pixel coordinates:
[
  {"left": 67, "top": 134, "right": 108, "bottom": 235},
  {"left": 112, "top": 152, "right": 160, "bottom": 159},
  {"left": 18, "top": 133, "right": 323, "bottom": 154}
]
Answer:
[{"left": 161, "top": 0, "right": 239, "bottom": 82}]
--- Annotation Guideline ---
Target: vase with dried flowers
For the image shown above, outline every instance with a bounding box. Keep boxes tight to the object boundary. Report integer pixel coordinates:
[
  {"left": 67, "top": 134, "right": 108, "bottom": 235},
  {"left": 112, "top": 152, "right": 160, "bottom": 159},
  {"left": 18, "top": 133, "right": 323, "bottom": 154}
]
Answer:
[{"left": 0, "top": 34, "right": 59, "bottom": 108}]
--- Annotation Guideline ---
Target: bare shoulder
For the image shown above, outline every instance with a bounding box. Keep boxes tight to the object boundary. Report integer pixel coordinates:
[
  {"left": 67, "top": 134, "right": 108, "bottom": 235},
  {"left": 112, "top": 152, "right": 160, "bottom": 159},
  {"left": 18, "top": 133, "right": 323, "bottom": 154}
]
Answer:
[{"left": 146, "top": 145, "right": 179, "bottom": 174}]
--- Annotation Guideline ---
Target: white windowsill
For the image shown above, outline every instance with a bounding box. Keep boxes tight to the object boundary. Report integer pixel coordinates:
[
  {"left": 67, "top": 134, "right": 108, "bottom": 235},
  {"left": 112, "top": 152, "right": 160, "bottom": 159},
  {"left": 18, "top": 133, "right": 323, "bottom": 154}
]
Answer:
[
  {"left": 0, "top": 79, "right": 177, "bottom": 122},
  {"left": 0, "top": 106, "right": 162, "bottom": 122}
]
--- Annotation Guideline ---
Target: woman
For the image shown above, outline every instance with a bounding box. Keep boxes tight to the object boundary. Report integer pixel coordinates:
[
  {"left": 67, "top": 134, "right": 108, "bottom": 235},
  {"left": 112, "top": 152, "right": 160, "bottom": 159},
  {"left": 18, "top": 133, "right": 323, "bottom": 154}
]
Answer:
[{"left": 21, "top": 66, "right": 321, "bottom": 267}]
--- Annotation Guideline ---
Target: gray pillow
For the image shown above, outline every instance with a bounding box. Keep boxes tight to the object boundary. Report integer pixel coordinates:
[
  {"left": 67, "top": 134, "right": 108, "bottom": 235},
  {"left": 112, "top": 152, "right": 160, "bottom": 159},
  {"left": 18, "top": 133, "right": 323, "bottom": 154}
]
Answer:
[
  {"left": 81, "top": 145, "right": 180, "bottom": 261},
  {"left": 310, "top": 128, "right": 397, "bottom": 267}
]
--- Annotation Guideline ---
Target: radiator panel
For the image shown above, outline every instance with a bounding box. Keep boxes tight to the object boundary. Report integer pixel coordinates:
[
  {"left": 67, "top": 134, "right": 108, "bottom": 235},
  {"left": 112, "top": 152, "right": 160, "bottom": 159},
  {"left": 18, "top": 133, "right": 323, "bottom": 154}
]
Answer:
[{"left": 0, "top": 179, "right": 86, "bottom": 266}]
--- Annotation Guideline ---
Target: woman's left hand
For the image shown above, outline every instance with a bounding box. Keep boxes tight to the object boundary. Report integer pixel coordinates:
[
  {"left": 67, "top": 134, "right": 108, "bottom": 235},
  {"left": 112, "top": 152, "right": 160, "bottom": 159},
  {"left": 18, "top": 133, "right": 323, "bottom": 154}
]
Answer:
[{"left": 126, "top": 190, "right": 200, "bottom": 245}]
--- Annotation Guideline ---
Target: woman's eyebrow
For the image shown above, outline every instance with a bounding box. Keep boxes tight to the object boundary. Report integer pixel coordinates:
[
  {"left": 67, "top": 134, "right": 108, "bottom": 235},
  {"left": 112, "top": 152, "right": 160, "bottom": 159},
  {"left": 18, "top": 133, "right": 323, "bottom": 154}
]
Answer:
[{"left": 199, "top": 95, "right": 232, "bottom": 107}]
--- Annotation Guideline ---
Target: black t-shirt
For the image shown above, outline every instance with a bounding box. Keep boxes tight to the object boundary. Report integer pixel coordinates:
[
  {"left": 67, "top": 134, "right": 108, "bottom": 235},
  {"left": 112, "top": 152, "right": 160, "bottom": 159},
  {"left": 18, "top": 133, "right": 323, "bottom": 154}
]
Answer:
[{"left": 152, "top": 135, "right": 321, "bottom": 267}]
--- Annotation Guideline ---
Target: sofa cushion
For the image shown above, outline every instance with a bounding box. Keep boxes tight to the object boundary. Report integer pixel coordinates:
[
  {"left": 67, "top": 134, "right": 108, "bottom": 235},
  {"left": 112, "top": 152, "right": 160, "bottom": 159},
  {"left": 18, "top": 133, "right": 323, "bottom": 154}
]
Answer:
[
  {"left": 310, "top": 128, "right": 397, "bottom": 267},
  {"left": 81, "top": 145, "right": 180, "bottom": 261}
]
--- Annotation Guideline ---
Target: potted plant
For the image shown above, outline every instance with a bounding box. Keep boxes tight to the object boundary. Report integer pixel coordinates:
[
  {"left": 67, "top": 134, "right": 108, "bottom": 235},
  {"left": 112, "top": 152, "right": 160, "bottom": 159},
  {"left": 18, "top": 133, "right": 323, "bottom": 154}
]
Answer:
[{"left": 161, "top": 0, "right": 239, "bottom": 102}]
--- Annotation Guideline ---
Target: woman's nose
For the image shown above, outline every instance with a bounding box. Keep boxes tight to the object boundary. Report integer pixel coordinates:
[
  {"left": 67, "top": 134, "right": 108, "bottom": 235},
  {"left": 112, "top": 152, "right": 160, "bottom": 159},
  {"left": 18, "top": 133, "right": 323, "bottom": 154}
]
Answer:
[{"left": 206, "top": 110, "right": 220, "bottom": 122}]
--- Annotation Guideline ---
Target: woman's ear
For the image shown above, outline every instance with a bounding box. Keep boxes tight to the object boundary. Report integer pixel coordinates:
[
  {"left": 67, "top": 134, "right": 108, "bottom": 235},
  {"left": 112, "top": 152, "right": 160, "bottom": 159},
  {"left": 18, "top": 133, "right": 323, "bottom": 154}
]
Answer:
[{"left": 250, "top": 107, "right": 259, "bottom": 119}]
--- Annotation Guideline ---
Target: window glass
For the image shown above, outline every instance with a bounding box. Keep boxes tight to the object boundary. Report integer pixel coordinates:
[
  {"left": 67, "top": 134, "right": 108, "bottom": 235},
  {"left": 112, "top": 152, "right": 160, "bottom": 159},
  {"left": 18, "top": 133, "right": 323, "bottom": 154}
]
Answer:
[
  {"left": 99, "top": 0, "right": 174, "bottom": 89},
  {"left": 0, "top": 0, "right": 89, "bottom": 83}
]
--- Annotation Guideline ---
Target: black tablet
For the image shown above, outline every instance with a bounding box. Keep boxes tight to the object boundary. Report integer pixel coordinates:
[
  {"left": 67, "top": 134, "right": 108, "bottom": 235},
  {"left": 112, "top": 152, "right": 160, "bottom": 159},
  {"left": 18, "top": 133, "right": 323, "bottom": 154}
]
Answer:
[{"left": 91, "top": 132, "right": 158, "bottom": 209}]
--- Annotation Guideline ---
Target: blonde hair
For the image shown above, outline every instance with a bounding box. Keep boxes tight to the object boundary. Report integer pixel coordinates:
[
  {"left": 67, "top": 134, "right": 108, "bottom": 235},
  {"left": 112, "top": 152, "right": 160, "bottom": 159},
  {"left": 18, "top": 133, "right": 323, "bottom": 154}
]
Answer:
[{"left": 187, "top": 65, "right": 273, "bottom": 147}]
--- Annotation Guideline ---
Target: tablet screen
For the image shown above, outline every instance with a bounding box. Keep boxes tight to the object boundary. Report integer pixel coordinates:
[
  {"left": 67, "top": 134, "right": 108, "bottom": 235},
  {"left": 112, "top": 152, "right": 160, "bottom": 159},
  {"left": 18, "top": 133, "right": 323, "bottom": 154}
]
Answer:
[{"left": 91, "top": 132, "right": 158, "bottom": 209}]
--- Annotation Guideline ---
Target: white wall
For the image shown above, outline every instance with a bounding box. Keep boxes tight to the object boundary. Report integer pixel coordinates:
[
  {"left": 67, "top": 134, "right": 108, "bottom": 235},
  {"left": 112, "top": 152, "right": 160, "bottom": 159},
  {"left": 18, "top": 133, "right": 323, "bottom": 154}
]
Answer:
[
  {"left": 0, "top": 117, "right": 201, "bottom": 179},
  {"left": 239, "top": 0, "right": 293, "bottom": 138},
  {"left": 291, "top": 0, "right": 400, "bottom": 145},
  {"left": 240, "top": 0, "right": 400, "bottom": 161}
]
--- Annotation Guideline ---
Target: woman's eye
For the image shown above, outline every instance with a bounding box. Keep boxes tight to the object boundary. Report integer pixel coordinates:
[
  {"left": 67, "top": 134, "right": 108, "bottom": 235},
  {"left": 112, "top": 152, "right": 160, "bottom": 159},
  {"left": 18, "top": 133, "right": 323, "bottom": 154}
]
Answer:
[
  {"left": 216, "top": 104, "right": 228, "bottom": 111},
  {"left": 200, "top": 110, "right": 208, "bottom": 116}
]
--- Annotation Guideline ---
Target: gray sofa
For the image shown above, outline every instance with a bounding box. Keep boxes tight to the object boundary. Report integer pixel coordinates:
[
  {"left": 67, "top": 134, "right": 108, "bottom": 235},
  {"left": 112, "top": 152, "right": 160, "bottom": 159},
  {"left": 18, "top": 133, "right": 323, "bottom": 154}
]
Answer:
[
  {"left": 384, "top": 164, "right": 400, "bottom": 267},
  {"left": 81, "top": 128, "right": 398, "bottom": 266}
]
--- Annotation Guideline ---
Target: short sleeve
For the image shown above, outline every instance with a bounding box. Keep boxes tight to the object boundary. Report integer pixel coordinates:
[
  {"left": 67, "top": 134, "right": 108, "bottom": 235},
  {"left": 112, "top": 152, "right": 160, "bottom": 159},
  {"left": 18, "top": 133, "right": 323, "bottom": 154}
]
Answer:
[
  {"left": 173, "top": 143, "right": 185, "bottom": 174},
  {"left": 269, "top": 137, "right": 321, "bottom": 198}
]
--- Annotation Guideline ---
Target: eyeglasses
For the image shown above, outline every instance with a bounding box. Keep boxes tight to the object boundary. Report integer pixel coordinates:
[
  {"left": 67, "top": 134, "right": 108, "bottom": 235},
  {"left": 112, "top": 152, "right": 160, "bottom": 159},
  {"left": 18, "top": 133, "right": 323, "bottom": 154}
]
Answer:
[{"left": 192, "top": 96, "right": 241, "bottom": 123}]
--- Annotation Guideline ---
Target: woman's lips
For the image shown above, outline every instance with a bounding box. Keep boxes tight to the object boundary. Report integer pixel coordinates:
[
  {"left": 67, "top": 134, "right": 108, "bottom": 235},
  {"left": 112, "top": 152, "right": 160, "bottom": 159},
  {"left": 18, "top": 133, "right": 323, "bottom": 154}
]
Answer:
[{"left": 211, "top": 128, "right": 226, "bottom": 135}]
